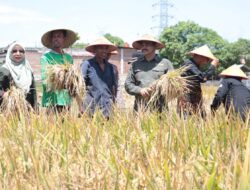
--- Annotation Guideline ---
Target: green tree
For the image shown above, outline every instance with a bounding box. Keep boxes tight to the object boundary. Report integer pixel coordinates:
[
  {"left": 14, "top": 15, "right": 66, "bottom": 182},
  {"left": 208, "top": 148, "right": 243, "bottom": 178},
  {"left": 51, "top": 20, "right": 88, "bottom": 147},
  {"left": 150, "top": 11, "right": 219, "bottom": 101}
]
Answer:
[
  {"left": 104, "top": 33, "right": 125, "bottom": 47},
  {"left": 159, "top": 21, "right": 227, "bottom": 71},
  {"left": 225, "top": 38, "right": 250, "bottom": 67}
]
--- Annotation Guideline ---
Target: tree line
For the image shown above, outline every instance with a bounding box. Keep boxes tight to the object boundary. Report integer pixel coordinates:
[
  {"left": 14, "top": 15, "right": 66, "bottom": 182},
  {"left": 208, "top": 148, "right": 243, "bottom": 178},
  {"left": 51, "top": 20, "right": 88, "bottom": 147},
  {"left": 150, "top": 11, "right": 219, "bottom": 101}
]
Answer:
[{"left": 73, "top": 21, "right": 250, "bottom": 76}]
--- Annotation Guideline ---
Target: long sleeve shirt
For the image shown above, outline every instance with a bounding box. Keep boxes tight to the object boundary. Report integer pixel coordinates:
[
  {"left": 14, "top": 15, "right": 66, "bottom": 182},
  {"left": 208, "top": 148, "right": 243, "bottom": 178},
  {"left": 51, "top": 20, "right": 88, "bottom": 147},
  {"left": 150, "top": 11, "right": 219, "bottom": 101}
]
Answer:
[
  {"left": 211, "top": 77, "right": 250, "bottom": 121},
  {"left": 81, "top": 57, "right": 117, "bottom": 118},
  {"left": 125, "top": 55, "right": 174, "bottom": 111},
  {"left": 181, "top": 58, "right": 216, "bottom": 95}
]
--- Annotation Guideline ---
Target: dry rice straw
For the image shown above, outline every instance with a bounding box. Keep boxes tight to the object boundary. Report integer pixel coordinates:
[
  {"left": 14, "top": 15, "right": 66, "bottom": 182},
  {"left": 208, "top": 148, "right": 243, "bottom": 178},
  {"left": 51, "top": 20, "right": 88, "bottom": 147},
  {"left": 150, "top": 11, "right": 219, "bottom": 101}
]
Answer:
[
  {"left": 46, "top": 61, "right": 85, "bottom": 107},
  {"left": 1, "top": 85, "right": 32, "bottom": 116},
  {"left": 148, "top": 66, "right": 190, "bottom": 105}
]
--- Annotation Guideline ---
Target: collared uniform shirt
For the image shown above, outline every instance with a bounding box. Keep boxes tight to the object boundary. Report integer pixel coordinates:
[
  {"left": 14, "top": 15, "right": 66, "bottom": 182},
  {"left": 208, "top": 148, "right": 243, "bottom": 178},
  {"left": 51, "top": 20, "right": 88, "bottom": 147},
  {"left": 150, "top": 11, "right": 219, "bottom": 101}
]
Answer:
[{"left": 125, "top": 55, "right": 174, "bottom": 111}]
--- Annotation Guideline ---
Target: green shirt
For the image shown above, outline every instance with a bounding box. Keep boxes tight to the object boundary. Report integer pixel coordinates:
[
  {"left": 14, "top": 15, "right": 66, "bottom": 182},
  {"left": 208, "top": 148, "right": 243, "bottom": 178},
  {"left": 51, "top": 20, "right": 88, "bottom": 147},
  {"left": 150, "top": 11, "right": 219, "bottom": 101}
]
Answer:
[{"left": 41, "top": 51, "right": 73, "bottom": 107}]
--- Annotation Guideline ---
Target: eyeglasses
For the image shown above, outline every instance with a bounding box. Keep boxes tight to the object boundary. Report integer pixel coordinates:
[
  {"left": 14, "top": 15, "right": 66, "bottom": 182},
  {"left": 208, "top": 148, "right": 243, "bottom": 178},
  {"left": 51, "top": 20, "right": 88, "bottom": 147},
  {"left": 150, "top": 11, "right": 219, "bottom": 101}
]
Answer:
[{"left": 12, "top": 49, "right": 25, "bottom": 54}]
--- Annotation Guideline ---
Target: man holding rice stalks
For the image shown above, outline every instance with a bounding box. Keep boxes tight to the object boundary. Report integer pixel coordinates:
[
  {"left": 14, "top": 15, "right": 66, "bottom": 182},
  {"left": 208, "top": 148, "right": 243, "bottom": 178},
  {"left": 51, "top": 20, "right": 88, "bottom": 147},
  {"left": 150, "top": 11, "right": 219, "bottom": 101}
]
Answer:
[
  {"left": 125, "top": 34, "right": 174, "bottom": 112},
  {"left": 0, "top": 42, "right": 37, "bottom": 115},
  {"left": 211, "top": 64, "right": 250, "bottom": 122},
  {"left": 81, "top": 37, "right": 118, "bottom": 119},
  {"left": 40, "top": 28, "right": 77, "bottom": 113},
  {"left": 177, "top": 45, "right": 219, "bottom": 119}
]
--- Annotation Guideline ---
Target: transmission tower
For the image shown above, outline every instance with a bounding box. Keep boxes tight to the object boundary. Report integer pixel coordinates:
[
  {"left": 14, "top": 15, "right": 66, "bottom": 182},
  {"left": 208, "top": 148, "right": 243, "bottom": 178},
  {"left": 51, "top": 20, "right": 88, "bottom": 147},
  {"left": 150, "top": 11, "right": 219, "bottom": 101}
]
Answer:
[{"left": 151, "top": 0, "right": 173, "bottom": 36}]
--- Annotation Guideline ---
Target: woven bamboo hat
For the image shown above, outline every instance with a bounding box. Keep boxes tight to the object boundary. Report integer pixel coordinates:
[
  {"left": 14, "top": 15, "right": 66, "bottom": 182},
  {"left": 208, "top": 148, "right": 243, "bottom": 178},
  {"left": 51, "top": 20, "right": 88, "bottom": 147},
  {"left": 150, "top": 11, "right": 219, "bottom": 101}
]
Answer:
[
  {"left": 220, "top": 64, "right": 248, "bottom": 79},
  {"left": 188, "top": 45, "right": 217, "bottom": 60},
  {"left": 85, "top": 37, "right": 117, "bottom": 53},
  {"left": 41, "top": 28, "right": 77, "bottom": 49},
  {"left": 132, "top": 34, "right": 165, "bottom": 50}
]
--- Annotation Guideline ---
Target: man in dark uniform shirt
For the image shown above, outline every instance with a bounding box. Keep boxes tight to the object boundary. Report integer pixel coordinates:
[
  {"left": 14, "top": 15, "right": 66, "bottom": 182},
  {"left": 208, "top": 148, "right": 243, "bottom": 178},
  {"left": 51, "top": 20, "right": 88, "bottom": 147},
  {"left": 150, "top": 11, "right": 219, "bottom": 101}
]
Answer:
[
  {"left": 177, "top": 45, "right": 219, "bottom": 118},
  {"left": 125, "top": 34, "right": 174, "bottom": 112},
  {"left": 211, "top": 64, "right": 250, "bottom": 122}
]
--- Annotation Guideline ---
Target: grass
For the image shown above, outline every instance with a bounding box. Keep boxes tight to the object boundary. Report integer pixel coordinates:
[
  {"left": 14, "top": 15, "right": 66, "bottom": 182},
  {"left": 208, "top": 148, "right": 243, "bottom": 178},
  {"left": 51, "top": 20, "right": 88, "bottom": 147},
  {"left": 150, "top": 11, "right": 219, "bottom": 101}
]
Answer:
[{"left": 0, "top": 85, "right": 249, "bottom": 189}]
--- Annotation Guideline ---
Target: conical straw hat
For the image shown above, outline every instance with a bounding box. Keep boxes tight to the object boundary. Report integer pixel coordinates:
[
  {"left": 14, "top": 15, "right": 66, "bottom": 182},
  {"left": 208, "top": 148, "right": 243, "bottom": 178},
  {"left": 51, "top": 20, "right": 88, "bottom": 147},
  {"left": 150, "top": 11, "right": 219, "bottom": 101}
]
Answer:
[
  {"left": 220, "top": 64, "right": 248, "bottom": 79},
  {"left": 41, "top": 28, "right": 77, "bottom": 49},
  {"left": 188, "top": 45, "right": 217, "bottom": 60},
  {"left": 109, "top": 50, "right": 118, "bottom": 55},
  {"left": 132, "top": 34, "right": 165, "bottom": 50},
  {"left": 85, "top": 37, "right": 117, "bottom": 53}
]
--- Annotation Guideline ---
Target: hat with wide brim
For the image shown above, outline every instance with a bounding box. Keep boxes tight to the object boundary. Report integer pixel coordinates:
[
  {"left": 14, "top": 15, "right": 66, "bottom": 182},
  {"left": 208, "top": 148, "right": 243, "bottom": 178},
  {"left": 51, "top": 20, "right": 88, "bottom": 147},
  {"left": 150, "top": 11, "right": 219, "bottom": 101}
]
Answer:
[
  {"left": 132, "top": 34, "right": 165, "bottom": 50},
  {"left": 41, "top": 28, "right": 77, "bottom": 49},
  {"left": 188, "top": 45, "right": 217, "bottom": 60},
  {"left": 109, "top": 50, "right": 118, "bottom": 55},
  {"left": 85, "top": 37, "right": 117, "bottom": 53},
  {"left": 220, "top": 64, "right": 248, "bottom": 79}
]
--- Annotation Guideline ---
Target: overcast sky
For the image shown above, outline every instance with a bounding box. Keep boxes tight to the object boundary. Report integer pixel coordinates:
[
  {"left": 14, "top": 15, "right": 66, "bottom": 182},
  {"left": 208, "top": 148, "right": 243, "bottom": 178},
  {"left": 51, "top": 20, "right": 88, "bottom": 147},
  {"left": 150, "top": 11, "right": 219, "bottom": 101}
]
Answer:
[{"left": 0, "top": 0, "right": 249, "bottom": 47}]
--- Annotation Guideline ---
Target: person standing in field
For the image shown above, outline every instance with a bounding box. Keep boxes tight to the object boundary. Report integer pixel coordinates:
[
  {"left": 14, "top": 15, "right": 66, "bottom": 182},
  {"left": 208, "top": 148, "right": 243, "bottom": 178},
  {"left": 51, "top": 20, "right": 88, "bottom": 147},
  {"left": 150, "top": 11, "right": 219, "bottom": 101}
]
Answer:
[
  {"left": 124, "top": 34, "right": 174, "bottom": 112},
  {"left": 81, "top": 37, "right": 118, "bottom": 119},
  {"left": 0, "top": 42, "right": 37, "bottom": 110},
  {"left": 177, "top": 45, "right": 219, "bottom": 118},
  {"left": 211, "top": 64, "right": 250, "bottom": 121},
  {"left": 40, "top": 28, "right": 77, "bottom": 113}
]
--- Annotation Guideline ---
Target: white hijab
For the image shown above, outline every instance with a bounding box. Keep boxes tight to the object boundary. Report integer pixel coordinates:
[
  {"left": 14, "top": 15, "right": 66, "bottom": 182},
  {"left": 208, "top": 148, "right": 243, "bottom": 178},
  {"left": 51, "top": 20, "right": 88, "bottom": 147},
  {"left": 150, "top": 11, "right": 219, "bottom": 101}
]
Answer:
[{"left": 3, "top": 42, "right": 33, "bottom": 93}]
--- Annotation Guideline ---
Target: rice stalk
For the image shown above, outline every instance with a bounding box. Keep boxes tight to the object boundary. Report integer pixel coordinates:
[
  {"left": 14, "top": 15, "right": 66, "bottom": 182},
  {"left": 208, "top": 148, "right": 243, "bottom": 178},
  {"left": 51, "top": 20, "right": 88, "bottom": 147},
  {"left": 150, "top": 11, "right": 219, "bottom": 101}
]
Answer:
[
  {"left": 0, "top": 85, "right": 32, "bottom": 117},
  {"left": 46, "top": 62, "right": 85, "bottom": 107},
  {"left": 64, "top": 63, "right": 85, "bottom": 107},
  {"left": 46, "top": 63, "right": 71, "bottom": 92},
  {"left": 148, "top": 66, "right": 190, "bottom": 106}
]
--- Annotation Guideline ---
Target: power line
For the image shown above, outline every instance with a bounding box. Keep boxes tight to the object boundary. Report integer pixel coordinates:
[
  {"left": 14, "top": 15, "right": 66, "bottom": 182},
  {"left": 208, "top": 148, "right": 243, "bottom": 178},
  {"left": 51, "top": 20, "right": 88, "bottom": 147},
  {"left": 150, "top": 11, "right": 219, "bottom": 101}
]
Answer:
[{"left": 151, "top": 0, "right": 173, "bottom": 36}]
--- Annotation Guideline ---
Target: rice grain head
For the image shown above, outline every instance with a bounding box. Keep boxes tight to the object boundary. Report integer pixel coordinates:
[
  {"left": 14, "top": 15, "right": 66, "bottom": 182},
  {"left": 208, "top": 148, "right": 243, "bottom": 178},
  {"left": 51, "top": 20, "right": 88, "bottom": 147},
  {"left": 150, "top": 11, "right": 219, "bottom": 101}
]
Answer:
[
  {"left": 148, "top": 66, "right": 191, "bottom": 106},
  {"left": 46, "top": 58, "right": 85, "bottom": 107},
  {"left": 0, "top": 85, "right": 32, "bottom": 117}
]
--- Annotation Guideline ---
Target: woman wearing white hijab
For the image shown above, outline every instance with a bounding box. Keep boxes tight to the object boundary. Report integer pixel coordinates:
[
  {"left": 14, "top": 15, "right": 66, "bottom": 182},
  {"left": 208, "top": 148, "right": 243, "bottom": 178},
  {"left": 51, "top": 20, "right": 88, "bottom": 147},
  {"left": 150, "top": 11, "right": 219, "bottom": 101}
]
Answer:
[{"left": 0, "top": 42, "right": 37, "bottom": 109}]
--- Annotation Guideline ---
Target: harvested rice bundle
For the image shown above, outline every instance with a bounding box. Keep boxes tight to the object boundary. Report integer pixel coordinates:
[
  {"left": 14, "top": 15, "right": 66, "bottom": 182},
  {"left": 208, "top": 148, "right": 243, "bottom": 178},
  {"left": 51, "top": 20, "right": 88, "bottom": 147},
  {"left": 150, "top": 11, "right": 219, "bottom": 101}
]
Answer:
[
  {"left": 46, "top": 63, "right": 85, "bottom": 95},
  {"left": 148, "top": 66, "right": 190, "bottom": 104},
  {"left": 46, "top": 63, "right": 71, "bottom": 92},
  {"left": 64, "top": 63, "right": 85, "bottom": 98},
  {"left": 46, "top": 63, "right": 85, "bottom": 108},
  {"left": 65, "top": 63, "right": 85, "bottom": 108},
  {"left": 1, "top": 85, "right": 32, "bottom": 116}
]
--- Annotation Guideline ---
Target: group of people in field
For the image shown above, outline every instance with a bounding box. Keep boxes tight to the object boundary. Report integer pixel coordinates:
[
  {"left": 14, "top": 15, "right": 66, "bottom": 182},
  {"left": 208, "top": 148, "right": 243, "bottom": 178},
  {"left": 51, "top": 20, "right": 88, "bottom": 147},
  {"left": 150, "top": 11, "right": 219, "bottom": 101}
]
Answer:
[{"left": 0, "top": 28, "right": 250, "bottom": 122}]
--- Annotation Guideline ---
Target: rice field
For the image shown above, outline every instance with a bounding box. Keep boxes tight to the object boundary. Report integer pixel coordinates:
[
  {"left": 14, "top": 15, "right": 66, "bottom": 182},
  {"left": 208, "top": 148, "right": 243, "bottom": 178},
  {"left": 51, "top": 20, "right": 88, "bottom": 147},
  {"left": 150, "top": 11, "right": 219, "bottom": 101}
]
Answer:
[{"left": 0, "top": 85, "right": 249, "bottom": 189}]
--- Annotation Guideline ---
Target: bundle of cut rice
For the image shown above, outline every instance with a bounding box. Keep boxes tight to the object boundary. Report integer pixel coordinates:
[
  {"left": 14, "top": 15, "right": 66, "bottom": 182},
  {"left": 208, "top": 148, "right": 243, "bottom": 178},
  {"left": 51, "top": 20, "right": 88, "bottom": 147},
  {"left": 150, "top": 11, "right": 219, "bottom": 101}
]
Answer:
[
  {"left": 46, "top": 63, "right": 85, "bottom": 107},
  {"left": 1, "top": 86, "right": 31, "bottom": 116},
  {"left": 46, "top": 63, "right": 71, "bottom": 92},
  {"left": 47, "top": 63, "right": 85, "bottom": 95},
  {"left": 148, "top": 66, "right": 190, "bottom": 105},
  {"left": 64, "top": 63, "right": 85, "bottom": 108},
  {"left": 64, "top": 63, "right": 85, "bottom": 98}
]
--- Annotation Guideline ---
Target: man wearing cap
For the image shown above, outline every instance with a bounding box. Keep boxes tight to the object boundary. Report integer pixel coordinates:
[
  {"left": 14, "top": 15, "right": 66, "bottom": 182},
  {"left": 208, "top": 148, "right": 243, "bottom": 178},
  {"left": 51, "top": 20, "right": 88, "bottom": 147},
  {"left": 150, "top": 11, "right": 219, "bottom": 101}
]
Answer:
[
  {"left": 177, "top": 45, "right": 219, "bottom": 118},
  {"left": 211, "top": 64, "right": 250, "bottom": 121},
  {"left": 81, "top": 37, "right": 118, "bottom": 118},
  {"left": 125, "top": 34, "right": 174, "bottom": 112},
  {"left": 40, "top": 28, "right": 77, "bottom": 113}
]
